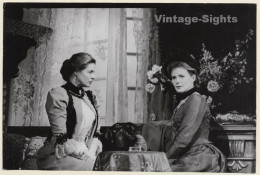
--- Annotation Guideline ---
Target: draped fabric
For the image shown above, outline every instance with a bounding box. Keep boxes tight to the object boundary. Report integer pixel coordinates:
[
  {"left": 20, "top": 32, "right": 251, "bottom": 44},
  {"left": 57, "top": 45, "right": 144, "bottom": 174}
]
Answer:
[
  {"left": 132, "top": 8, "right": 149, "bottom": 123},
  {"left": 133, "top": 8, "right": 172, "bottom": 122},
  {"left": 146, "top": 9, "right": 173, "bottom": 121},
  {"left": 106, "top": 9, "right": 128, "bottom": 124},
  {"left": 8, "top": 8, "right": 111, "bottom": 126}
]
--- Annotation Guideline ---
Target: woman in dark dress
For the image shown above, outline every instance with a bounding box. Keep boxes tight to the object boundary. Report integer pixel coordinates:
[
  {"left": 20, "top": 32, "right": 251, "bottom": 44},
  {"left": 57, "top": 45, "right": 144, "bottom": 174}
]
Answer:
[
  {"left": 165, "top": 61, "right": 226, "bottom": 172},
  {"left": 142, "top": 59, "right": 226, "bottom": 172}
]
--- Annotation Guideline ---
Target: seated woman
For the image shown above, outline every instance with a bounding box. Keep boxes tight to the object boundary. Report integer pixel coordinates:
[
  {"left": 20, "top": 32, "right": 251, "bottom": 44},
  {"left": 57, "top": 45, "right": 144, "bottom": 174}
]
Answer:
[
  {"left": 166, "top": 60, "right": 226, "bottom": 172},
  {"left": 143, "top": 57, "right": 226, "bottom": 172},
  {"left": 37, "top": 52, "right": 102, "bottom": 170}
]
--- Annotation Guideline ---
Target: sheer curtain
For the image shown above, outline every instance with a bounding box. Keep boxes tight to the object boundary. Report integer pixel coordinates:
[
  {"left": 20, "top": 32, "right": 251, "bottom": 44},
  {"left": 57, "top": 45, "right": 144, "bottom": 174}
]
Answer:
[
  {"left": 133, "top": 8, "right": 172, "bottom": 123},
  {"left": 106, "top": 9, "right": 128, "bottom": 125}
]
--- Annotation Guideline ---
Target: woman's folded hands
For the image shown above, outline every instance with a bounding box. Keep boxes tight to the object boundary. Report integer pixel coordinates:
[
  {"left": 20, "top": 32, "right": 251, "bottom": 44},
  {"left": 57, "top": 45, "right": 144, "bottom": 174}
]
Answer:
[
  {"left": 63, "top": 139, "right": 92, "bottom": 160},
  {"left": 62, "top": 138, "right": 102, "bottom": 161}
]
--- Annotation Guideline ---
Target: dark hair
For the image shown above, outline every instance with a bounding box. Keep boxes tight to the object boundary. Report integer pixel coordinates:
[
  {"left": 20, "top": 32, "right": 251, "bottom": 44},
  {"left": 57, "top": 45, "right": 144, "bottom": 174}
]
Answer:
[
  {"left": 167, "top": 61, "right": 197, "bottom": 75},
  {"left": 167, "top": 61, "right": 200, "bottom": 88},
  {"left": 60, "top": 52, "right": 96, "bottom": 81},
  {"left": 166, "top": 48, "right": 200, "bottom": 73}
]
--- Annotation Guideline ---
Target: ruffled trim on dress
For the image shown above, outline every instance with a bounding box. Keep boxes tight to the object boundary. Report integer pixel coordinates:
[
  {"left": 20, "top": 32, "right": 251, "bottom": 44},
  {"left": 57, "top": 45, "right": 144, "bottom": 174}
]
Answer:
[
  {"left": 51, "top": 133, "right": 69, "bottom": 159},
  {"left": 51, "top": 133, "right": 100, "bottom": 162},
  {"left": 173, "top": 92, "right": 201, "bottom": 115}
]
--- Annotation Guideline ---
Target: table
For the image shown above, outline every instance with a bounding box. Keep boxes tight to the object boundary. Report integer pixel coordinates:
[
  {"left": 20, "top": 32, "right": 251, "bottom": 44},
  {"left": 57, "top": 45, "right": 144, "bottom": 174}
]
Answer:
[{"left": 93, "top": 151, "right": 172, "bottom": 172}]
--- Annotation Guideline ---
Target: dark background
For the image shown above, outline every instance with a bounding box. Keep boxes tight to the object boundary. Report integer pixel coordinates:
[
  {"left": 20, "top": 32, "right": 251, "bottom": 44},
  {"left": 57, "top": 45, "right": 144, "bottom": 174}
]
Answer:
[
  {"left": 157, "top": 4, "right": 256, "bottom": 57},
  {"left": 157, "top": 4, "right": 256, "bottom": 58},
  {"left": 156, "top": 4, "right": 256, "bottom": 114}
]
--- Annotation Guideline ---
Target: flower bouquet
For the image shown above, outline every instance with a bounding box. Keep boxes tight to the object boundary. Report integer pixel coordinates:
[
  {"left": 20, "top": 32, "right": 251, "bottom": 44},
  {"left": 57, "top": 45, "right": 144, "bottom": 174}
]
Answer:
[
  {"left": 199, "top": 29, "right": 254, "bottom": 94},
  {"left": 198, "top": 29, "right": 256, "bottom": 125},
  {"left": 198, "top": 29, "right": 255, "bottom": 112},
  {"left": 145, "top": 65, "right": 170, "bottom": 93}
]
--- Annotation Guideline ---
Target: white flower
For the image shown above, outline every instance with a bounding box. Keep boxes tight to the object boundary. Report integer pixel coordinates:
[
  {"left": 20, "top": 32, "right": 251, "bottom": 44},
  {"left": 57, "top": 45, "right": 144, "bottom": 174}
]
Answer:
[
  {"left": 147, "top": 71, "right": 154, "bottom": 80},
  {"left": 235, "top": 51, "right": 240, "bottom": 57},
  {"left": 207, "top": 96, "right": 213, "bottom": 104},
  {"left": 222, "top": 56, "right": 227, "bottom": 63},
  {"left": 145, "top": 84, "right": 155, "bottom": 93},
  {"left": 150, "top": 78, "right": 159, "bottom": 84},
  {"left": 160, "top": 84, "right": 165, "bottom": 91},
  {"left": 202, "top": 95, "right": 213, "bottom": 104},
  {"left": 152, "top": 65, "right": 162, "bottom": 74},
  {"left": 207, "top": 80, "right": 220, "bottom": 92}
]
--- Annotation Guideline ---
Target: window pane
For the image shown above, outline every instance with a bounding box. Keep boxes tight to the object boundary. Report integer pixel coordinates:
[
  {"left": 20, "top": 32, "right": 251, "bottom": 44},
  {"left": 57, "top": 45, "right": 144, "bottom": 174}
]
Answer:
[
  {"left": 126, "top": 8, "right": 132, "bottom": 18},
  {"left": 127, "top": 55, "right": 137, "bottom": 87},
  {"left": 127, "top": 20, "right": 137, "bottom": 53},
  {"left": 128, "top": 90, "right": 135, "bottom": 123}
]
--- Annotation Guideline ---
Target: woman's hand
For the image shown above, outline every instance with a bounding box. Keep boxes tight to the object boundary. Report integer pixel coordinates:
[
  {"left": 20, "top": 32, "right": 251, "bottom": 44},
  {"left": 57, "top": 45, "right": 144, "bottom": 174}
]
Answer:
[
  {"left": 88, "top": 138, "right": 103, "bottom": 157},
  {"left": 64, "top": 139, "right": 89, "bottom": 158},
  {"left": 63, "top": 138, "right": 102, "bottom": 160},
  {"left": 77, "top": 150, "right": 96, "bottom": 161}
]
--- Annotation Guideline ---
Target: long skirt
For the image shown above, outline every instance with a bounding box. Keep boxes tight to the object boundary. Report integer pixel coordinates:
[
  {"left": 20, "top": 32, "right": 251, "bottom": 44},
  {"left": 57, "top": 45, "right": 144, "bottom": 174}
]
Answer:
[
  {"left": 142, "top": 122, "right": 226, "bottom": 172},
  {"left": 169, "top": 144, "right": 226, "bottom": 172},
  {"left": 37, "top": 142, "right": 95, "bottom": 170}
]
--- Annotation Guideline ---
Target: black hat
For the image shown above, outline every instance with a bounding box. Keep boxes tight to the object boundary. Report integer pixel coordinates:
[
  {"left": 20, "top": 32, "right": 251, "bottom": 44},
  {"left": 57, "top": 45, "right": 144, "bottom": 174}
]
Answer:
[{"left": 167, "top": 48, "right": 200, "bottom": 73}]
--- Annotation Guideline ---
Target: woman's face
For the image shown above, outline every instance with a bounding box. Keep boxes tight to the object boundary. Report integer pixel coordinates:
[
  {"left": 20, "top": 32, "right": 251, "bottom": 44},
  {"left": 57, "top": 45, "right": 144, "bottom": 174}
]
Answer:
[
  {"left": 75, "top": 63, "right": 96, "bottom": 87},
  {"left": 171, "top": 67, "right": 195, "bottom": 93}
]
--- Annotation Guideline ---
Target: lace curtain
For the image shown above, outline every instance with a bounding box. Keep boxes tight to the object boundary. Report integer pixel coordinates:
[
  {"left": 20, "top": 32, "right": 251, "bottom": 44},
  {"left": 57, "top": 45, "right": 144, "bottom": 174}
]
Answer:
[
  {"left": 8, "top": 8, "right": 95, "bottom": 126},
  {"left": 132, "top": 8, "right": 172, "bottom": 122}
]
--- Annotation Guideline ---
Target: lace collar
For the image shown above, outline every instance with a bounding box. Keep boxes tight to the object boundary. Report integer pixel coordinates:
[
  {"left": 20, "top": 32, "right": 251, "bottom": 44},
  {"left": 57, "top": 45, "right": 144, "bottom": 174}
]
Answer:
[{"left": 173, "top": 90, "right": 200, "bottom": 115}]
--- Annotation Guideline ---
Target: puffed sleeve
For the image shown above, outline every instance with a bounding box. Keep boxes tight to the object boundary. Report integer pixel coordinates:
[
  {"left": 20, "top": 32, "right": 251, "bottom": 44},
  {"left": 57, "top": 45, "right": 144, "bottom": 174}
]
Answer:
[
  {"left": 166, "top": 94, "right": 208, "bottom": 159},
  {"left": 45, "top": 87, "right": 69, "bottom": 135}
]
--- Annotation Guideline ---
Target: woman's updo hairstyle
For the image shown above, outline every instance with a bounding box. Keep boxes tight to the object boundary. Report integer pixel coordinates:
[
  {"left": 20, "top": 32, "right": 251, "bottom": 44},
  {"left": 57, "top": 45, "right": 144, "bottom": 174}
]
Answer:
[
  {"left": 60, "top": 52, "right": 96, "bottom": 81},
  {"left": 167, "top": 61, "right": 198, "bottom": 77}
]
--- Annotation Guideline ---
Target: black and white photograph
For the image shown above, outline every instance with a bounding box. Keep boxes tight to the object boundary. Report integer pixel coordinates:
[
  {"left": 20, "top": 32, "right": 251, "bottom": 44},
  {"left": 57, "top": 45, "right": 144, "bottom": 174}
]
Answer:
[{"left": 2, "top": 2, "right": 256, "bottom": 173}]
